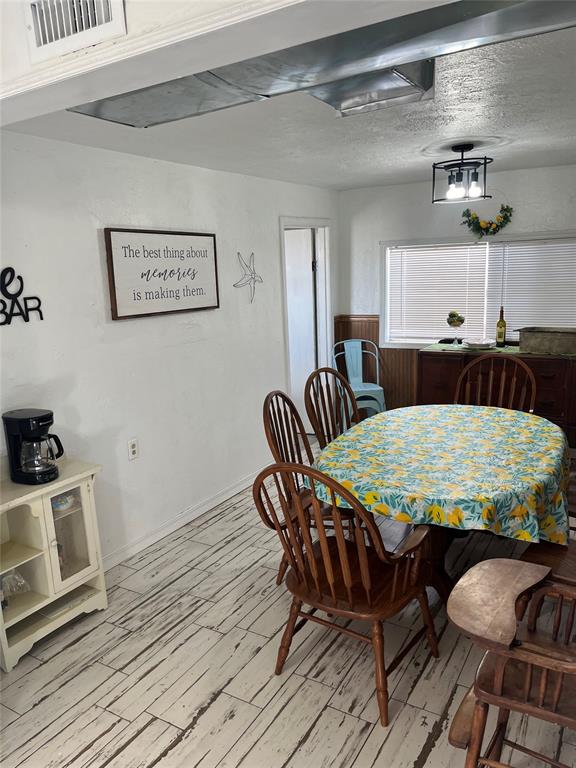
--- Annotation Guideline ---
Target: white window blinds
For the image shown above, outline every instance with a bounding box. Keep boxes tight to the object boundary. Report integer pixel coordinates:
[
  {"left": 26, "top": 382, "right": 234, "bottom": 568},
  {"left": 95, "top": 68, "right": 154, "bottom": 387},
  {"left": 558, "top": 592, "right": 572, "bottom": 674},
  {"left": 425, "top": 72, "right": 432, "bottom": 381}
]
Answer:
[
  {"left": 385, "top": 243, "right": 488, "bottom": 343},
  {"left": 384, "top": 237, "right": 576, "bottom": 344},
  {"left": 486, "top": 240, "right": 576, "bottom": 341}
]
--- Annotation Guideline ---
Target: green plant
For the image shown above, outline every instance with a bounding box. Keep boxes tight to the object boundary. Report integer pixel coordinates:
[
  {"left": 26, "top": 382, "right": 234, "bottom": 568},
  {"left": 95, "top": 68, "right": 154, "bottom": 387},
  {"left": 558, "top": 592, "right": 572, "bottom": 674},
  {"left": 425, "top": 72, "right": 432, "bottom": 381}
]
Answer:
[{"left": 447, "top": 310, "right": 465, "bottom": 328}]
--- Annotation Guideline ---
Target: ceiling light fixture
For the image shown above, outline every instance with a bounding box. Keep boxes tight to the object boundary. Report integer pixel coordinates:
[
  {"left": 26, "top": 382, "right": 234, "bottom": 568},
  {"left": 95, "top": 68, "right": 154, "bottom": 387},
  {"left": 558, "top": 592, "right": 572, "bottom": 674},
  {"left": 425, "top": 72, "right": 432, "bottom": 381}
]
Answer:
[{"left": 432, "top": 143, "right": 493, "bottom": 204}]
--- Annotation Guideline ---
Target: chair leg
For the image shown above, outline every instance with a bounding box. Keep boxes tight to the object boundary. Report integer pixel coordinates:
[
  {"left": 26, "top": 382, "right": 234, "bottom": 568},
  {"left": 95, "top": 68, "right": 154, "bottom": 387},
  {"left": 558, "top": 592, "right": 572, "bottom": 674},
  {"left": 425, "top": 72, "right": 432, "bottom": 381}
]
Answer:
[
  {"left": 275, "top": 597, "right": 302, "bottom": 675},
  {"left": 464, "top": 700, "right": 489, "bottom": 768},
  {"left": 424, "top": 527, "right": 454, "bottom": 604},
  {"left": 418, "top": 589, "right": 439, "bottom": 658},
  {"left": 276, "top": 554, "right": 288, "bottom": 586},
  {"left": 371, "top": 620, "right": 389, "bottom": 727},
  {"left": 488, "top": 708, "right": 510, "bottom": 762}
]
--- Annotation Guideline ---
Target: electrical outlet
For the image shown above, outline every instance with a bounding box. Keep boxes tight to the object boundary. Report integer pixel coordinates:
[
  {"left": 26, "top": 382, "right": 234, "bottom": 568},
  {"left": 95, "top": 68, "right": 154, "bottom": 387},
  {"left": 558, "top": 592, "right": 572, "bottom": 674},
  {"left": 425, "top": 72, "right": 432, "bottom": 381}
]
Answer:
[{"left": 128, "top": 438, "right": 139, "bottom": 461}]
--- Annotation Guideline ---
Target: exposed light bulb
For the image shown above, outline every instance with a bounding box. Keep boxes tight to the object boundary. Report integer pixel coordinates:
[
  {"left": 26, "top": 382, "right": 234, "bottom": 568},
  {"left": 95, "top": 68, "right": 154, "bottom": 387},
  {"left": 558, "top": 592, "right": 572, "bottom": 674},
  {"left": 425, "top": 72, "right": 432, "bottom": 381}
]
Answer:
[
  {"left": 468, "top": 181, "right": 482, "bottom": 198},
  {"left": 453, "top": 170, "right": 465, "bottom": 199},
  {"left": 446, "top": 173, "right": 459, "bottom": 199},
  {"left": 469, "top": 170, "right": 482, "bottom": 198}
]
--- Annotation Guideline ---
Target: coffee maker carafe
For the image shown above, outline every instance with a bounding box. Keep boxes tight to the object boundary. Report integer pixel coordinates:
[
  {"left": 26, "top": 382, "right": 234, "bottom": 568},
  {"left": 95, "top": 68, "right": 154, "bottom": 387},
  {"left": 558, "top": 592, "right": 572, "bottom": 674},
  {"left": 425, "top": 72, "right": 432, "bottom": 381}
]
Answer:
[{"left": 2, "top": 409, "right": 64, "bottom": 485}]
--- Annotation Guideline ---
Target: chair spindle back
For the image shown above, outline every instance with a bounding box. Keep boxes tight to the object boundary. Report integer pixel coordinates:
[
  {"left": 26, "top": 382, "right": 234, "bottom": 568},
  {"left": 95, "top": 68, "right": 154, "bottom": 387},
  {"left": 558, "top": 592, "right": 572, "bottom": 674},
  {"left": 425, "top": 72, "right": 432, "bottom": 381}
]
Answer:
[
  {"left": 512, "top": 582, "right": 576, "bottom": 716},
  {"left": 263, "top": 391, "right": 314, "bottom": 466},
  {"left": 454, "top": 354, "right": 536, "bottom": 413},
  {"left": 304, "top": 367, "right": 360, "bottom": 448},
  {"left": 253, "top": 463, "right": 421, "bottom": 609}
]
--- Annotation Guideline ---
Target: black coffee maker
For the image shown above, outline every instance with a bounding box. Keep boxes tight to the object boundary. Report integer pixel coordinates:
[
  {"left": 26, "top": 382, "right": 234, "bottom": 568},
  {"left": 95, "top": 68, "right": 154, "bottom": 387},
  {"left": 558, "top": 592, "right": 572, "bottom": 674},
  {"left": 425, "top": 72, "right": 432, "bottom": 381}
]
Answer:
[{"left": 2, "top": 409, "right": 64, "bottom": 485}]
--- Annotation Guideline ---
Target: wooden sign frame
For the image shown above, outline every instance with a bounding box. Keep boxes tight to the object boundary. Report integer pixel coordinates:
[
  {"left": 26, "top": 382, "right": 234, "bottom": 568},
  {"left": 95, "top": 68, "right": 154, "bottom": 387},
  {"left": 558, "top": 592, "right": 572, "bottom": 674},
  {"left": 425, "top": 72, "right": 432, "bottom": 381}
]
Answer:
[{"left": 104, "top": 227, "right": 219, "bottom": 320}]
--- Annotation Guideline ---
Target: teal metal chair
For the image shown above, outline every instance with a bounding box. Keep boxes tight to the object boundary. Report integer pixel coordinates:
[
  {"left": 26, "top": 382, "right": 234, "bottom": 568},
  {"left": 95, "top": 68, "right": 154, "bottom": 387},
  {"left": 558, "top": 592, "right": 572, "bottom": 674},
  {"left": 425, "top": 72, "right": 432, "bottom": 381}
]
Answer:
[{"left": 333, "top": 339, "right": 386, "bottom": 416}]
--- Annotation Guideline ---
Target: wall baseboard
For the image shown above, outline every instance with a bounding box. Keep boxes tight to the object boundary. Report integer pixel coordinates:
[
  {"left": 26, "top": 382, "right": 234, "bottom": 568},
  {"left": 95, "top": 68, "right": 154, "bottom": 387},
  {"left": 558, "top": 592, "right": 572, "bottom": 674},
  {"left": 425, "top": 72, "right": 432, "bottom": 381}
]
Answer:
[{"left": 102, "top": 470, "right": 257, "bottom": 571}]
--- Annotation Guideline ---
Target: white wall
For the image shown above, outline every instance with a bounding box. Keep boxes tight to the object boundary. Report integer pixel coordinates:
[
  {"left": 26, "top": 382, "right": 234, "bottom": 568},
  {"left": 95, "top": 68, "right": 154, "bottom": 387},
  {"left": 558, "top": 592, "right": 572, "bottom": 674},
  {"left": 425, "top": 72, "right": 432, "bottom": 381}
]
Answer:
[
  {"left": 0, "top": 131, "right": 338, "bottom": 566},
  {"left": 337, "top": 164, "right": 576, "bottom": 314}
]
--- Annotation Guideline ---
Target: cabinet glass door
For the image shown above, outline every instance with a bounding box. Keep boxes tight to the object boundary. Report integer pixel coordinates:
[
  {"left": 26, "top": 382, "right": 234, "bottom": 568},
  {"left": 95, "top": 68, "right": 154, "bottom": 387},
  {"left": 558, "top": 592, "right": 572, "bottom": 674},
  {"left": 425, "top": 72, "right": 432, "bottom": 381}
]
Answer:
[{"left": 47, "top": 485, "right": 96, "bottom": 590}]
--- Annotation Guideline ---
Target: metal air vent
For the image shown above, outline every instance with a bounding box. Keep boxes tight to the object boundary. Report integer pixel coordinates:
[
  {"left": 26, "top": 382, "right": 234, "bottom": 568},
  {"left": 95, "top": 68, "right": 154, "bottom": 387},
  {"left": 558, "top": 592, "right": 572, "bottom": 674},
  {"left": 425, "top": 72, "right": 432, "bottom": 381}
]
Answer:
[{"left": 25, "top": 0, "right": 126, "bottom": 62}]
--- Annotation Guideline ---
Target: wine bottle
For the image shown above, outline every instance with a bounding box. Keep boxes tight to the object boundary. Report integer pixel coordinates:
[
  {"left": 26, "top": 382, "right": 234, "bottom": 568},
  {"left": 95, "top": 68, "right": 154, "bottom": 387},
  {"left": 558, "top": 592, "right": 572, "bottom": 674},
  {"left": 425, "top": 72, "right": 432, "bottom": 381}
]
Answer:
[{"left": 496, "top": 306, "right": 506, "bottom": 348}]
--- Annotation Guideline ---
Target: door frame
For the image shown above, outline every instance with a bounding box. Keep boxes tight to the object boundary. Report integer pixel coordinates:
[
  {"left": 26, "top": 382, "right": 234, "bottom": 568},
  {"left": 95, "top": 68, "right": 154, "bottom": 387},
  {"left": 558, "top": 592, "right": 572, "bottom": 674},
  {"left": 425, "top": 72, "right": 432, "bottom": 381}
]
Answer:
[{"left": 279, "top": 216, "right": 333, "bottom": 401}]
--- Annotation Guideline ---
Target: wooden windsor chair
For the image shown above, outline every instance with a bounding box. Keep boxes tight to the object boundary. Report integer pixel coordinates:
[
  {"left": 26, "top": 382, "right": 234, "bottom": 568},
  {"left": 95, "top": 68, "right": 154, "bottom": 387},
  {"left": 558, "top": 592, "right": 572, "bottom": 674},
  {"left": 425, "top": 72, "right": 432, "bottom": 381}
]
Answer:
[
  {"left": 263, "top": 391, "right": 355, "bottom": 585},
  {"left": 253, "top": 462, "right": 439, "bottom": 727},
  {"left": 447, "top": 558, "right": 576, "bottom": 768},
  {"left": 453, "top": 354, "right": 537, "bottom": 413},
  {"left": 263, "top": 390, "right": 315, "bottom": 467},
  {"left": 304, "top": 367, "right": 361, "bottom": 449}
]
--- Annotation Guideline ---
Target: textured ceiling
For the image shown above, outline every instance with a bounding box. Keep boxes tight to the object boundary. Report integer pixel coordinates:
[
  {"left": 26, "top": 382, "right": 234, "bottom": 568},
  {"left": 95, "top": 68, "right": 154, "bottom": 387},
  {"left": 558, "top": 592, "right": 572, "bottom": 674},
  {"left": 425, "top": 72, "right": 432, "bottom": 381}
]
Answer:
[{"left": 6, "top": 26, "right": 576, "bottom": 189}]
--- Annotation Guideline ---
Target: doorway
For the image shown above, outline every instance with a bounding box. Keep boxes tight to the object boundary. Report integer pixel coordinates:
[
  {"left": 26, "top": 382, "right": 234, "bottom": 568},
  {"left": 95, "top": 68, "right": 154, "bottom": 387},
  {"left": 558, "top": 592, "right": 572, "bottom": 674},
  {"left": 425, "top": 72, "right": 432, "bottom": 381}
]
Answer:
[{"left": 281, "top": 221, "right": 331, "bottom": 431}]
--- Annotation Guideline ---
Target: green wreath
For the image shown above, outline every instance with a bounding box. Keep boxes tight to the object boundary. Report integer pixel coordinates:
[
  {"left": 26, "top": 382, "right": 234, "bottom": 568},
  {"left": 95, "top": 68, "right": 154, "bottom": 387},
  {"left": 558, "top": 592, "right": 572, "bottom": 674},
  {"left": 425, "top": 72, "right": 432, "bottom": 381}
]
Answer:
[{"left": 461, "top": 203, "right": 513, "bottom": 238}]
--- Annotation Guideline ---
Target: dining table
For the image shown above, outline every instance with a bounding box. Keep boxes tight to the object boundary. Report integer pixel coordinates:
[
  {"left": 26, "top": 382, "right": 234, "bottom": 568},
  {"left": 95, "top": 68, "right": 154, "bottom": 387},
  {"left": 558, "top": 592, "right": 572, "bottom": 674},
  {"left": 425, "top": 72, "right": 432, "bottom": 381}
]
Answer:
[{"left": 313, "top": 404, "right": 570, "bottom": 598}]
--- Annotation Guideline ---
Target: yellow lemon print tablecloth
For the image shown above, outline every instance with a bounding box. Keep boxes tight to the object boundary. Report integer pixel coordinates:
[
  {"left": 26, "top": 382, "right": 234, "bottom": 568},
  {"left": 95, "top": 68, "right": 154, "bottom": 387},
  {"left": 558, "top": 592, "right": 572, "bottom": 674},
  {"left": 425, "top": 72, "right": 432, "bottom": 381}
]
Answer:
[{"left": 314, "top": 404, "right": 570, "bottom": 544}]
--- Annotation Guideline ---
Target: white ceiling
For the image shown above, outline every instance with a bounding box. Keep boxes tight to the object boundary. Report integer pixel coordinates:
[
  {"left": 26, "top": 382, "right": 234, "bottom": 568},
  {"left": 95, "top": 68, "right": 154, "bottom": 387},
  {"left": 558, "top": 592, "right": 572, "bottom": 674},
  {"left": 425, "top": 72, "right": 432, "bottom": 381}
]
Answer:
[{"left": 5, "top": 26, "right": 576, "bottom": 190}]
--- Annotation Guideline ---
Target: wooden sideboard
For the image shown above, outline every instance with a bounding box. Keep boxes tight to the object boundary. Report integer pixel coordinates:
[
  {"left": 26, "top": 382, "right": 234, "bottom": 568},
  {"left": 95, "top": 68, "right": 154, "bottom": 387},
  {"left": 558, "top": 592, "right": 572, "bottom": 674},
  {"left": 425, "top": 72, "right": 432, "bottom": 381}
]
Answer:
[
  {"left": 333, "top": 318, "right": 575, "bottom": 446},
  {"left": 418, "top": 345, "right": 576, "bottom": 447}
]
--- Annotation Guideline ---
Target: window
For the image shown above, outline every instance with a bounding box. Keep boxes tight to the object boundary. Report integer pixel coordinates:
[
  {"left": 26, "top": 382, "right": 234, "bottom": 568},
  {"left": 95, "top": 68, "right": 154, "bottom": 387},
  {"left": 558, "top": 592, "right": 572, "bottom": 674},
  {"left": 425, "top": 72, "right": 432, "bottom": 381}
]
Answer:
[
  {"left": 383, "top": 237, "right": 576, "bottom": 344},
  {"left": 486, "top": 241, "right": 576, "bottom": 340}
]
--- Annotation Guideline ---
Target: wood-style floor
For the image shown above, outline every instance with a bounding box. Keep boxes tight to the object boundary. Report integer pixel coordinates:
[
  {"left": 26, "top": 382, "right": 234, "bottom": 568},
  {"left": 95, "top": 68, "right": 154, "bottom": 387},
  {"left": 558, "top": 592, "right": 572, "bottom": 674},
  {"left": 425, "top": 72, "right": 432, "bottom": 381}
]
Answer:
[{"left": 1, "top": 485, "right": 575, "bottom": 768}]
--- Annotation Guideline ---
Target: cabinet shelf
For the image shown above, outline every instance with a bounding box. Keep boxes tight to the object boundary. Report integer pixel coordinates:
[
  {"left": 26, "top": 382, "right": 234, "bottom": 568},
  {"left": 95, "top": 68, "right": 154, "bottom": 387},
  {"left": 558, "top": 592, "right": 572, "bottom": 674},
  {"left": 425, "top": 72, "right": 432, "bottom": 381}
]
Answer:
[
  {"left": 2, "top": 590, "right": 49, "bottom": 628},
  {"left": 0, "top": 542, "right": 44, "bottom": 575},
  {"left": 6, "top": 585, "right": 103, "bottom": 649},
  {"left": 52, "top": 505, "right": 82, "bottom": 522}
]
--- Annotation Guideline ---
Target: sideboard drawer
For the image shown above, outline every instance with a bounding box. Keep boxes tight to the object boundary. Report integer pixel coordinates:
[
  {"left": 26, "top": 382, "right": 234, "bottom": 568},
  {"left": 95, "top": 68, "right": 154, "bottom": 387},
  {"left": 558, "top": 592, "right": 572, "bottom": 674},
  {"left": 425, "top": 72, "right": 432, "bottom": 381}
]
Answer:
[
  {"left": 523, "top": 357, "right": 568, "bottom": 419},
  {"left": 526, "top": 357, "right": 568, "bottom": 388},
  {"left": 533, "top": 391, "right": 566, "bottom": 419},
  {"left": 418, "top": 353, "right": 463, "bottom": 405}
]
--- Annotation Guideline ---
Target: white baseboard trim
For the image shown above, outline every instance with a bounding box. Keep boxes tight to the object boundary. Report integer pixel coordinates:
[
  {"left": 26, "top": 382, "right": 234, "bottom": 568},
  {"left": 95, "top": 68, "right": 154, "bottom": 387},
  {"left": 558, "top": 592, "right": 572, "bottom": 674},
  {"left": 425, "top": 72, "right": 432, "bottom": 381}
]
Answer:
[{"left": 102, "top": 470, "right": 257, "bottom": 572}]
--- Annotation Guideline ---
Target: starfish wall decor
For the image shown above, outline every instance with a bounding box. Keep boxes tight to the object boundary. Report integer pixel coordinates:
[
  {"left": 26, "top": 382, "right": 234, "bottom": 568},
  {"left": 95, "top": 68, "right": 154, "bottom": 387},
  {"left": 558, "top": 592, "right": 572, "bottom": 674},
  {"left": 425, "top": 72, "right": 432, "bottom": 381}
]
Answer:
[{"left": 233, "top": 252, "right": 263, "bottom": 303}]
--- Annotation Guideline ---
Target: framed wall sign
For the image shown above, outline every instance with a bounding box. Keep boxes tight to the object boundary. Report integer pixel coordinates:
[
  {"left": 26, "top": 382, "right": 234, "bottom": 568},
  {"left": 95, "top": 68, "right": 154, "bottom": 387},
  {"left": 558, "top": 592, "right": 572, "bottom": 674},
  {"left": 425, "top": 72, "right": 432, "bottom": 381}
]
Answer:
[{"left": 104, "top": 228, "right": 219, "bottom": 320}]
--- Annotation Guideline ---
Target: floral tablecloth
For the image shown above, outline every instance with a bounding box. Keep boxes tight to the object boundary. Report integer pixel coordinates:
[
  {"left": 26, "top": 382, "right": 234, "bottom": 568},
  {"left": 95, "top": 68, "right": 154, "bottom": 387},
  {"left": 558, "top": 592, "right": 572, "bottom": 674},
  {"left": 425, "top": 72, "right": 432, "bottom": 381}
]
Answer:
[{"left": 314, "top": 405, "right": 570, "bottom": 544}]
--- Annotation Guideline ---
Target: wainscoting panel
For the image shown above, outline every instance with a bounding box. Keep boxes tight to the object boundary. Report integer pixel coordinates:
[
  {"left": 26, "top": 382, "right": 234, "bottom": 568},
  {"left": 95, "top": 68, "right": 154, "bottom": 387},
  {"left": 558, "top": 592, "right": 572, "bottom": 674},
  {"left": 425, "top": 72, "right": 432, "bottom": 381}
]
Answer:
[
  {"left": 334, "top": 314, "right": 379, "bottom": 347},
  {"left": 380, "top": 348, "right": 418, "bottom": 411},
  {"left": 333, "top": 315, "right": 417, "bottom": 410}
]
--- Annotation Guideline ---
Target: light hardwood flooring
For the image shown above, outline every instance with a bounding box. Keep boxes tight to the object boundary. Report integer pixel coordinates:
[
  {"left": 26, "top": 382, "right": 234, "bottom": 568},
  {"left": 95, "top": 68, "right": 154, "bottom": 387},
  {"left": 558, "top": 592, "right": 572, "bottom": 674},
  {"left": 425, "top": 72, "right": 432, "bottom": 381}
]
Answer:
[{"left": 1, "top": 484, "right": 575, "bottom": 768}]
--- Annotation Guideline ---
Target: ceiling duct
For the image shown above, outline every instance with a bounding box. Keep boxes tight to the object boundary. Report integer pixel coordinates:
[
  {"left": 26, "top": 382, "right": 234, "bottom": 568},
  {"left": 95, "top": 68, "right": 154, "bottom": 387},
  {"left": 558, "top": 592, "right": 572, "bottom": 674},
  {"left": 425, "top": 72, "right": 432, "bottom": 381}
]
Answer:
[
  {"left": 305, "top": 61, "right": 435, "bottom": 117},
  {"left": 68, "top": 0, "right": 576, "bottom": 127}
]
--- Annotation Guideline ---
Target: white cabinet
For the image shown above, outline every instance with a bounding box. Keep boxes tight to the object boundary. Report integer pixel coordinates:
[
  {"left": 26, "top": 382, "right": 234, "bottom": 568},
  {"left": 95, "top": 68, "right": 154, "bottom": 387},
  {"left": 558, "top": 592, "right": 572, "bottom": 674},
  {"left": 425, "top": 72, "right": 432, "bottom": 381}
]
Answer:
[{"left": 0, "top": 459, "right": 107, "bottom": 671}]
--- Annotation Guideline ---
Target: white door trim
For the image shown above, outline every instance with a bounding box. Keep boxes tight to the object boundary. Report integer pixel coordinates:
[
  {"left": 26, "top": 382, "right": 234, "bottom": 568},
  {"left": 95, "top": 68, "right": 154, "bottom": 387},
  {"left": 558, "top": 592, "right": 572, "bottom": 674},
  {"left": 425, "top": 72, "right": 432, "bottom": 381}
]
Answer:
[{"left": 279, "top": 216, "right": 333, "bottom": 403}]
